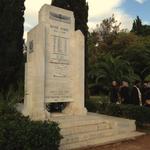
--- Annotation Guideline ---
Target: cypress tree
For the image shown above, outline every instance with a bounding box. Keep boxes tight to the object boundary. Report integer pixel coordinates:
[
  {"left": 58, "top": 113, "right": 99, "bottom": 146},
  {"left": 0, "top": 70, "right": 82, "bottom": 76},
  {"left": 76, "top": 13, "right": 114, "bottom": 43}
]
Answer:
[
  {"left": 51, "top": 0, "right": 88, "bottom": 37},
  {"left": 131, "top": 16, "right": 143, "bottom": 35},
  {"left": 0, "top": 0, "right": 25, "bottom": 92},
  {"left": 51, "top": 0, "right": 89, "bottom": 99}
]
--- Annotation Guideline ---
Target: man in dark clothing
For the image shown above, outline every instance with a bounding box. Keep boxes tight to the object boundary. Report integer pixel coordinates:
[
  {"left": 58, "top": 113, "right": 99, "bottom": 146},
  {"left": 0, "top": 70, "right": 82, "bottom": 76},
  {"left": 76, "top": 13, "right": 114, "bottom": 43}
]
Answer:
[
  {"left": 131, "top": 81, "right": 142, "bottom": 106},
  {"left": 143, "top": 81, "right": 150, "bottom": 107},
  {"left": 144, "top": 90, "right": 150, "bottom": 107},
  {"left": 142, "top": 81, "right": 149, "bottom": 105},
  {"left": 110, "top": 81, "right": 119, "bottom": 103},
  {"left": 120, "top": 81, "right": 130, "bottom": 104}
]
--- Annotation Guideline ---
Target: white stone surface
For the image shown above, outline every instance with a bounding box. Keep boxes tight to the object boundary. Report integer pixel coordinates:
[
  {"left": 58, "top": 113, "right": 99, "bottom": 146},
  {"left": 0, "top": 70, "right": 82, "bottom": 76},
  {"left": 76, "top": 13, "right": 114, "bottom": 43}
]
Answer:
[
  {"left": 50, "top": 113, "right": 144, "bottom": 150},
  {"left": 22, "top": 4, "right": 87, "bottom": 120}
]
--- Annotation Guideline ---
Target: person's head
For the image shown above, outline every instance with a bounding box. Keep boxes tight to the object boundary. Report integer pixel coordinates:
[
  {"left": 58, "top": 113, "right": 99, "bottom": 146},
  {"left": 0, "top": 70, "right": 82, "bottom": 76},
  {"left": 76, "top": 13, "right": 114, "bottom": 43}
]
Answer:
[
  {"left": 143, "top": 81, "right": 148, "bottom": 88},
  {"left": 134, "top": 80, "right": 141, "bottom": 87},
  {"left": 147, "top": 81, "right": 150, "bottom": 88},
  {"left": 112, "top": 81, "right": 117, "bottom": 86},
  {"left": 122, "top": 81, "right": 129, "bottom": 87}
]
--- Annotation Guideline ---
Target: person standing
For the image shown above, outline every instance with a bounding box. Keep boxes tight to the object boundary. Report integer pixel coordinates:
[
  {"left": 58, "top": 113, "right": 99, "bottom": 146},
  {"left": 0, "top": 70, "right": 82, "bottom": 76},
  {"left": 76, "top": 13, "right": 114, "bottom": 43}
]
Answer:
[
  {"left": 131, "top": 81, "right": 142, "bottom": 106},
  {"left": 110, "top": 81, "right": 119, "bottom": 103},
  {"left": 144, "top": 81, "right": 150, "bottom": 107},
  {"left": 119, "top": 81, "right": 130, "bottom": 104},
  {"left": 142, "top": 81, "right": 149, "bottom": 105}
]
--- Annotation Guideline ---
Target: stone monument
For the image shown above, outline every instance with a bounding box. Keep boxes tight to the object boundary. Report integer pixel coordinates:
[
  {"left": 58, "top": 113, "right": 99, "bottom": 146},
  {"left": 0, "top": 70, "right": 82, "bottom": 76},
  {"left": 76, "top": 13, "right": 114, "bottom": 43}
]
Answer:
[
  {"left": 20, "top": 4, "right": 144, "bottom": 149},
  {"left": 22, "top": 4, "right": 87, "bottom": 120}
]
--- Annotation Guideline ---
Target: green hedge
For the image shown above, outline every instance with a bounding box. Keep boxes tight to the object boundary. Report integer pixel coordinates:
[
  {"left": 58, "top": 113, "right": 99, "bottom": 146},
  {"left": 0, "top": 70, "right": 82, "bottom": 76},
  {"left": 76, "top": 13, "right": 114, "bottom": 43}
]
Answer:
[
  {"left": 86, "top": 99, "right": 150, "bottom": 126},
  {"left": 0, "top": 102, "right": 62, "bottom": 150}
]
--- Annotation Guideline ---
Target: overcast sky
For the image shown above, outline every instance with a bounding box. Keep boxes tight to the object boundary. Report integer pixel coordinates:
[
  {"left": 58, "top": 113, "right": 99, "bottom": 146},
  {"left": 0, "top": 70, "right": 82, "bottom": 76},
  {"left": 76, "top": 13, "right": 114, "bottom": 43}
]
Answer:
[{"left": 24, "top": 0, "right": 150, "bottom": 39}]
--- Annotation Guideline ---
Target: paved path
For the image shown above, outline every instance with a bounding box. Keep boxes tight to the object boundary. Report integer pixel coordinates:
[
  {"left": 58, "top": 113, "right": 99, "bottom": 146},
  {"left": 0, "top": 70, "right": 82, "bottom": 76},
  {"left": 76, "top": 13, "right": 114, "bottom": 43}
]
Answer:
[{"left": 78, "top": 135, "right": 150, "bottom": 150}]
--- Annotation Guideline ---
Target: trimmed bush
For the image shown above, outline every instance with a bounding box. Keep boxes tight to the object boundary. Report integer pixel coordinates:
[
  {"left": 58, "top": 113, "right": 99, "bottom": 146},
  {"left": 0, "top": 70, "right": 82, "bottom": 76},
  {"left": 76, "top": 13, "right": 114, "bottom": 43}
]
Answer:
[
  {"left": 0, "top": 102, "right": 62, "bottom": 150},
  {"left": 86, "top": 99, "right": 150, "bottom": 126},
  {"left": 85, "top": 98, "right": 99, "bottom": 112}
]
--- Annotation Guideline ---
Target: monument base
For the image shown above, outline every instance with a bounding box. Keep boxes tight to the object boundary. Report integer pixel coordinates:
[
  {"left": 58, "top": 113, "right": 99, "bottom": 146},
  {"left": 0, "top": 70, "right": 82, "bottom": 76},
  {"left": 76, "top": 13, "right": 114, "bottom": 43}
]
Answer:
[
  {"left": 50, "top": 113, "right": 144, "bottom": 150},
  {"left": 63, "top": 103, "right": 87, "bottom": 116},
  {"left": 17, "top": 103, "right": 87, "bottom": 120}
]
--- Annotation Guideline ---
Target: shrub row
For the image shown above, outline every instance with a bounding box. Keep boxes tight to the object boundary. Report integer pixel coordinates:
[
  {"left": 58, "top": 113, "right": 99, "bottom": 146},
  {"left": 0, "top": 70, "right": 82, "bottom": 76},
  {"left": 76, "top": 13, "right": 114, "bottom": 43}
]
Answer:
[
  {"left": 0, "top": 101, "right": 62, "bottom": 150},
  {"left": 86, "top": 99, "right": 150, "bottom": 126}
]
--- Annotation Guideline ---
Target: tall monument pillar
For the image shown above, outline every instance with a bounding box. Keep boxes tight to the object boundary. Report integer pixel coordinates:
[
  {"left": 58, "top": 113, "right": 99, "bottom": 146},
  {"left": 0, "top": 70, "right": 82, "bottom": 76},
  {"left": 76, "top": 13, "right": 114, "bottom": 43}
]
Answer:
[{"left": 22, "top": 5, "right": 87, "bottom": 120}]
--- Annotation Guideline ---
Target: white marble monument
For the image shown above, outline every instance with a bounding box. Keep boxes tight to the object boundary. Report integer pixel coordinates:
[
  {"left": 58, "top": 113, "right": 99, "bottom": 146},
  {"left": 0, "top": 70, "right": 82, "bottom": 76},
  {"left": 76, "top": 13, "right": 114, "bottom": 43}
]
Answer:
[
  {"left": 20, "top": 5, "right": 144, "bottom": 149},
  {"left": 22, "top": 4, "right": 87, "bottom": 120}
]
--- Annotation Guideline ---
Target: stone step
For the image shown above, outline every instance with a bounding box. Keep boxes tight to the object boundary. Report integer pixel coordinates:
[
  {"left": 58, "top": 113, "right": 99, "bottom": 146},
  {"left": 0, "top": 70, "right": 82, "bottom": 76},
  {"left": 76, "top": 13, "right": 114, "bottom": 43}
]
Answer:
[
  {"left": 60, "top": 131, "right": 144, "bottom": 150},
  {"left": 61, "top": 128, "right": 119, "bottom": 145},
  {"left": 52, "top": 117, "right": 110, "bottom": 129},
  {"left": 51, "top": 113, "right": 136, "bottom": 129},
  {"left": 61, "top": 126, "right": 137, "bottom": 145},
  {"left": 61, "top": 122, "right": 111, "bottom": 136},
  {"left": 61, "top": 119, "right": 136, "bottom": 136},
  {"left": 50, "top": 113, "right": 144, "bottom": 150}
]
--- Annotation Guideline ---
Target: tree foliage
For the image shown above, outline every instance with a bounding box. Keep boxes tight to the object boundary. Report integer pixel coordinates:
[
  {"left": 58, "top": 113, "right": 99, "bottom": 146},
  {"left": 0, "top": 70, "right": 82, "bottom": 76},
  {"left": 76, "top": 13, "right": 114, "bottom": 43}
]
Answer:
[
  {"left": 0, "top": 0, "right": 25, "bottom": 93},
  {"left": 123, "top": 40, "right": 150, "bottom": 81},
  {"left": 88, "top": 54, "right": 136, "bottom": 91},
  {"left": 131, "top": 16, "right": 143, "bottom": 35},
  {"left": 131, "top": 16, "right": 150, "bottom": 36},
  {"left": 88, "top": 15, "right": 150, "bottom": 95},
  {"left": 89, "top": 15, "right": 121, "bottom": 55},
  {"left": 51, "top": 0, "right": 88, "bottom": 37},
  {"left": 95, "top": 14, "right": 121, "bottom": 43}
]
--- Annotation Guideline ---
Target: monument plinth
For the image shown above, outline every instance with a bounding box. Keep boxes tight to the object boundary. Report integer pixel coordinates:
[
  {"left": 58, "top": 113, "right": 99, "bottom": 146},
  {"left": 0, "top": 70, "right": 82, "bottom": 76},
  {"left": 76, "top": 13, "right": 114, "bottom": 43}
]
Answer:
[{"left": 23, "top": 5, "right": 87, "bottom": 120}]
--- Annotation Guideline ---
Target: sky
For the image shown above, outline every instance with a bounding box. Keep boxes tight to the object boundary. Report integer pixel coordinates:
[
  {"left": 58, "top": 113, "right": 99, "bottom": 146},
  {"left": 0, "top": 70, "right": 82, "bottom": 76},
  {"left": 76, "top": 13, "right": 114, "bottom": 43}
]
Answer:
[{"left": 24, "top": 0, "right": 150, "bottom": 38}]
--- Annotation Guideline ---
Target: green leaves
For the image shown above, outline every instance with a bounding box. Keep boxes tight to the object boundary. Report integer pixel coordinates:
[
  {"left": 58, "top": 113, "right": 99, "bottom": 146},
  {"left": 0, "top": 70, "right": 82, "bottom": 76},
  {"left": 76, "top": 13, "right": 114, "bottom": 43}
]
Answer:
[
  {"left": 123, "top": 43, "right": 150, "bottom": 81},
  {"left": 0, "top": 0, "right": 25, "bottom": 92},
  {"left": 88, "top": 54, "right": 136, "bottom": 91},
  {"left": 86, "top": 99, "right": 150, "bottom": 126},
  {"left": 0, "top": 103, "right": 62, "bottom": 150},
  {"left": 131, "top": 16, "right": 150, "bottom": 36},
  {"left": 88, "top": 23, "right": 150, "bottom": 94}
]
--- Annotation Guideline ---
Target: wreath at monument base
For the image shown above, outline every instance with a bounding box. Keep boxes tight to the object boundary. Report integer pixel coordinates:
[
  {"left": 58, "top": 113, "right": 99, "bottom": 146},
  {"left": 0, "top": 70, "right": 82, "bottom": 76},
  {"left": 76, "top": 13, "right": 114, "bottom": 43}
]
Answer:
[{"left": 46, "top": 103, "right": 67, "bottom": 113}]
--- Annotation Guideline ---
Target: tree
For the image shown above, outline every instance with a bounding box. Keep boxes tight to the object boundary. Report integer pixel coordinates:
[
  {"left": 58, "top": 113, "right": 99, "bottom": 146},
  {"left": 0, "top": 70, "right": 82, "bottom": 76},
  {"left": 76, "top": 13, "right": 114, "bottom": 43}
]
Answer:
[
  {"left": 51, "top": 0, "right": 89, "bottom": 98},
  {"left": 88, "top": 54, "right": 136, "bottom": 92},
  {"left": 0, "top": 0, "right": 25, "bottom": 93},
  {"left": 131, "top": 16, "right": 143, "bottom": 35},
  {"left": 141, "top": 25, "right": 150, "bottom": 36},
  {"left": 111, "top": 32, "right": 138, "bottom": 56},
  {"left": 88, "top": 15, "right": 150, "bottom": 96},
  {"left": 131, "top": 16, "right": 150, "bottom": 36},
  {"left": 51, "top": 0, "right": 88, "bottom": 36},
  {"left": 95, "top": 14, "right": 121, "bottom": 44},
  {"left": 88, "top": 15, "right": 121, "bottom": 55},
  {"left": 123, "top": 38, "right": 150, "bottom": 82}
]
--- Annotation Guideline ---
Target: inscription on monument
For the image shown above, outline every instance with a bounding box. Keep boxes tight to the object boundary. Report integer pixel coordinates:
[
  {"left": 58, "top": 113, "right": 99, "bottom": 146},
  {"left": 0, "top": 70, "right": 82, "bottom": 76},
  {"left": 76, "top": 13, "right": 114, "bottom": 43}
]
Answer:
[
  {"left": 50, "top": 12, "right": 71, "bottom": 24},
  {"left": 45, "top": 15, "right": 72, "bottom": 103}
]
